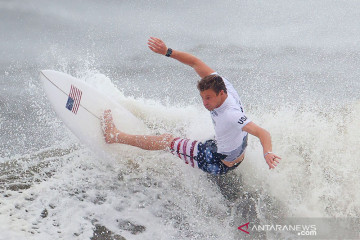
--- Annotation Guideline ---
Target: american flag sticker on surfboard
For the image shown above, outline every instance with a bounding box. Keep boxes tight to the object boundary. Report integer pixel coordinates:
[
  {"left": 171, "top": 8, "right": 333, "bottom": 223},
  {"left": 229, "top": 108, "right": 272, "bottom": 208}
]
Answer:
[{"left": 65, "top": 85, "right": 82, "bottom": 114}]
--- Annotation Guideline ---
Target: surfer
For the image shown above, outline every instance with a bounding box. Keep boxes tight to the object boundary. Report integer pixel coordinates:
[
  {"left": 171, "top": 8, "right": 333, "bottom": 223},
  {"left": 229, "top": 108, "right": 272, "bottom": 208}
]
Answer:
[{"left": 102, "top": 37, "right": 281, "bottom": 175}]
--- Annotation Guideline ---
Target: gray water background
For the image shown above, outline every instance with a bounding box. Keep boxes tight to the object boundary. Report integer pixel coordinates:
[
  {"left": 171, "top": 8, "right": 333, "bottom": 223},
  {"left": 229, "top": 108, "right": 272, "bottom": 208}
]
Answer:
[{"left": 1, "top": 1, "right": 360, "bottom": 239}]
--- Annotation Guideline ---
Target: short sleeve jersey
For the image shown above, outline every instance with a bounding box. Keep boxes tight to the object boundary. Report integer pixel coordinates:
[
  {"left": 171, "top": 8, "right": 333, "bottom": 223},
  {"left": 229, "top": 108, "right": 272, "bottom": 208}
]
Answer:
[{"left": 210, "top": 73, "right": 251, "bottom": 159}]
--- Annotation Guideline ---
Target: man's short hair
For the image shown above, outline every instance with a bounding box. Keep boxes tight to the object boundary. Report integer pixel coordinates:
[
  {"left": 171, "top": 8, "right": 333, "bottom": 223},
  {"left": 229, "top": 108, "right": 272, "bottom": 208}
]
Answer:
[{"left": 197, "top": 74, "right": 227, "bottom": 95}]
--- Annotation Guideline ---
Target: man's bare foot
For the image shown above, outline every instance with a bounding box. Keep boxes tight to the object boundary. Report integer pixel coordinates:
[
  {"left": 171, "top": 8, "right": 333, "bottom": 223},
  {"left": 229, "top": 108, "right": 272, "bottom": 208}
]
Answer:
[{"left": 101, "top": 109, "right": 121, "bottom": 144}]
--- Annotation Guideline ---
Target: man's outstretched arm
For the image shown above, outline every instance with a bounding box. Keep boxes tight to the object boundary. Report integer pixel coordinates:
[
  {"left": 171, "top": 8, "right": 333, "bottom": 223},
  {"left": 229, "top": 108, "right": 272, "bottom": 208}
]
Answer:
[
  {"left": 147, "top": 37, "right": 214, "bottom": 78},
  {"left": 242, "top": 122, "right": 281, "bottom": 169}
]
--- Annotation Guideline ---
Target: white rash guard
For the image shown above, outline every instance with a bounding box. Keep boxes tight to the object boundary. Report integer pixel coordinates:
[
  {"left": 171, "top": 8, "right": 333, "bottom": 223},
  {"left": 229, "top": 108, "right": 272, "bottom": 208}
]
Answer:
[{"left": 210, "top": 73, "right": 251, "bottom": 162}]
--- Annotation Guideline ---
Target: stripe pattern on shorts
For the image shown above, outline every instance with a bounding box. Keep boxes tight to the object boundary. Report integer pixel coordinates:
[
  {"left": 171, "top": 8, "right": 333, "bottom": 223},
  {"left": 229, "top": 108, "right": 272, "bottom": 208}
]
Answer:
[{"left": 170, "top": 138, "right": 199, "bottom": 168}]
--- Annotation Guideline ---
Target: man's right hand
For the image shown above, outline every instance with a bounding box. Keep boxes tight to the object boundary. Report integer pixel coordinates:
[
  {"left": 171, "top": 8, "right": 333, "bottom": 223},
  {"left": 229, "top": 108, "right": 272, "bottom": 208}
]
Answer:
[
  {"left": 147, "top": 37, "right": 167, "bottom": 55},
  {"left": 147, "top": 36, "right": 215, "bottom": 78}
]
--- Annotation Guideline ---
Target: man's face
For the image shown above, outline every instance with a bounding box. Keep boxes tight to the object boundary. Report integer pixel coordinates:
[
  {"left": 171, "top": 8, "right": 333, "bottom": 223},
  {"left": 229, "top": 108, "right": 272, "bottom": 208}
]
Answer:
[{"left": 199, "top": 89, "right": 225, "bottom": 111}]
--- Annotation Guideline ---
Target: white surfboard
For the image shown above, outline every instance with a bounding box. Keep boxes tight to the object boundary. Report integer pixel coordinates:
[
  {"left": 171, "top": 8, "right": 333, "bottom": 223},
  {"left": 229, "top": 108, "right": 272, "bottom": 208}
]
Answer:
[{"left": 40, "top": 70, "right": 148, "bottom": 158}]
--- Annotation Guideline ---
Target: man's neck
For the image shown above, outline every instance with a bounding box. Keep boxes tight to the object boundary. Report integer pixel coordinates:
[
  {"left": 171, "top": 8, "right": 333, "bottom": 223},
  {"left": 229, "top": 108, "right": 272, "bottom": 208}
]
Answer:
[{"left": 216, "top": 93, "right": 228, "bottom": 109}]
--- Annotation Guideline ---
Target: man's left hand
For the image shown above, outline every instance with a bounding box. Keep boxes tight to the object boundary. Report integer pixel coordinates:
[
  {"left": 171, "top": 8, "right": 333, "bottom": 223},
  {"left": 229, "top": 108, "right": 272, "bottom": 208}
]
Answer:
[{"left": 264, "top": 152, "right": 281, "bottom": 169}]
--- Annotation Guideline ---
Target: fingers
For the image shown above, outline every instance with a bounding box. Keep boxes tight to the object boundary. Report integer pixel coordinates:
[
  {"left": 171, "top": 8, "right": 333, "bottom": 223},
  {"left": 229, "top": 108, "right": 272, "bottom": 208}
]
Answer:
[
  {"left": 149, "top": 37, "right": 162, "bottom": 43},
  {"left": 147, "top": 37, "right": 167, "bottom": 55},
  {"left": 147, "top": 39, "right": 162, "bottom": 51},
  {"left": 265, "top": 153, "right": 281, "bottom": 169}
]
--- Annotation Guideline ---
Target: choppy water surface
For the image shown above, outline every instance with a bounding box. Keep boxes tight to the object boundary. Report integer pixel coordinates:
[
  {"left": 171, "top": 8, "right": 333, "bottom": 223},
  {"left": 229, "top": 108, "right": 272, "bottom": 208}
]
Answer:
[{"left": 1, "top": 1, "right": 360, "bottom": 239}]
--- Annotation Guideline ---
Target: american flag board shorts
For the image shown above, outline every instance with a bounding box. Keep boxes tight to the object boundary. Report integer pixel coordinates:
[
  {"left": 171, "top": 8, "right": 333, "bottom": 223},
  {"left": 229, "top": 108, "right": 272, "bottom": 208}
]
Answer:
[{"left": 170, "top": 138, "right": 241, "bottom": 175}]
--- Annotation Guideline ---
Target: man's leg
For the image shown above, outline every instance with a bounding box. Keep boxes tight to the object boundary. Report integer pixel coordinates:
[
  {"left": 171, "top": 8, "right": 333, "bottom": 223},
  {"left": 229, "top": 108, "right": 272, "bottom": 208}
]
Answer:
[{"left": 102, "top": 110, "right": 174, "bottom": 150}]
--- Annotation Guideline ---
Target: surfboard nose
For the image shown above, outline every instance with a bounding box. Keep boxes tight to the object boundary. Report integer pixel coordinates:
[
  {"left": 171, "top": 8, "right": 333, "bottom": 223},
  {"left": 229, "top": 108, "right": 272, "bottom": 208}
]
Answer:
[
  {"left": 40, "top": 70, "right": 54, "bottom": 79},
  {"left": 40, "top": 70, "right": 71, "bottom": 85}
]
